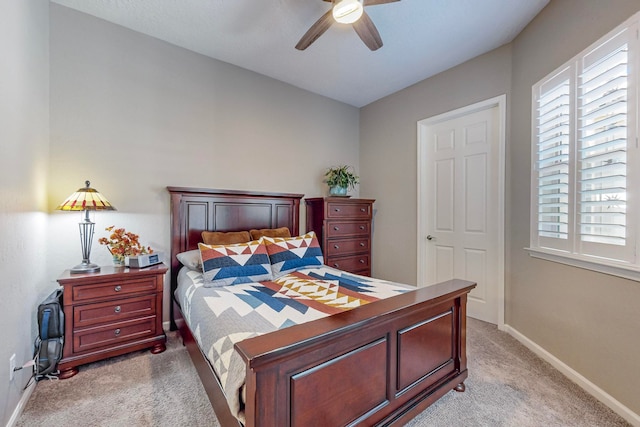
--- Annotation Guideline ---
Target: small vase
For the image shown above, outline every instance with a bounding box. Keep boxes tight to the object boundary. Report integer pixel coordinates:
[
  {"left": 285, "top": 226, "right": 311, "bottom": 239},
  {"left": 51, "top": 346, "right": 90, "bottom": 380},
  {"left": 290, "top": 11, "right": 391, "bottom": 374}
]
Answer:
[
  {"left": 112, "top": 255, "right": 125, "bottom": 266},
  {"left": 330, "top": 186, "right": 347, "bottom": 196}
]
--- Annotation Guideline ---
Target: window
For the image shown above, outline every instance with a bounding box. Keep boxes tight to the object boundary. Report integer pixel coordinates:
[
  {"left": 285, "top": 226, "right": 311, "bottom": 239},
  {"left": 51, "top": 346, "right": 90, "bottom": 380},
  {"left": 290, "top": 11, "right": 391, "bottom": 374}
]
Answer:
[{"left": 529, "top": 12, "right": 639, "bottom": 279}]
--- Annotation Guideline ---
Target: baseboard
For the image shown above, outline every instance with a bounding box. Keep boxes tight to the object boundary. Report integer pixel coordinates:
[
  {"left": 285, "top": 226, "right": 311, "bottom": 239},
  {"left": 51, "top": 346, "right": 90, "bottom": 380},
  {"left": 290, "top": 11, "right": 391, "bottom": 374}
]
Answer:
[
  {"left": 503, "top": 324, "right": 640, "bottom": 427},
  {"left": 163, "top": 320, "right": 171, "bottom": 331},
  {"left": 6, "top": 379, "right": 36, "bottom": 427}
]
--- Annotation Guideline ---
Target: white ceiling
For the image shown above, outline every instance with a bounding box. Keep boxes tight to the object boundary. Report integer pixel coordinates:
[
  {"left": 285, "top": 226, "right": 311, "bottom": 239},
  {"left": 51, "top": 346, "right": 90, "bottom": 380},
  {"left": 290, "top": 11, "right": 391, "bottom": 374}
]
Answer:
[{"left": 50, "top": 0, "right": 549, "bottom": 107}]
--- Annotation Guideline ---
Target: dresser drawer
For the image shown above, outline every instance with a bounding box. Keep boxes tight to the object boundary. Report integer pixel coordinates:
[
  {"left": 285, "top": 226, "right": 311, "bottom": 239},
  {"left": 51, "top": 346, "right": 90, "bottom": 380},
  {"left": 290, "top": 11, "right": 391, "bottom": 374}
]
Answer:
[
  {"left": 326, "top": 202, "right": 372, "bottom": 219},
  {"left": 72, "top": 277, "right": 158, "bottom": 302},
  {"left": 73, "top": 316, "right": 157, "bottom": 353},
  {"left": 325, "top": 220, "right": 370, "bottom": 238},
  {"left": 74, "top": 295, "right": 156, "bottom": 329},
  {"left": 326, "top": 237, "right": 370, "bottom": 257},
  {"left": 326, "top": 254, "right": 370, "bottom": 271}
]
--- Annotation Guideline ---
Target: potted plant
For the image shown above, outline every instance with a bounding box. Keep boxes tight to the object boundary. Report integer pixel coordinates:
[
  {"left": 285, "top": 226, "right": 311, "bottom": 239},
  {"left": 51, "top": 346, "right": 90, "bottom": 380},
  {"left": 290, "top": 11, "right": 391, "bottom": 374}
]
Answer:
[{"left": 324, "top": 165, "right": 359, "bottom": 196}]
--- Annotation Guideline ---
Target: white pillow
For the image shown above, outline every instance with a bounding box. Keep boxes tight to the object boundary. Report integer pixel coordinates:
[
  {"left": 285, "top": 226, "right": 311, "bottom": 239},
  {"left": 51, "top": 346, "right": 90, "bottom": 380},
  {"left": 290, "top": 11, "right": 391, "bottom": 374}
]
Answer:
[{"left": 176, "top": 249, "right": 202, "bottom": 271}]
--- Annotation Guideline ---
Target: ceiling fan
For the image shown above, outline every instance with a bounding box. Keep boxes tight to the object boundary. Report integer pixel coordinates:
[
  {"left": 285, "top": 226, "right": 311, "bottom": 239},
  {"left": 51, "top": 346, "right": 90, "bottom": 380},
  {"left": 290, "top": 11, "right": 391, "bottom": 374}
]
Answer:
[{"left": 295, "top": 0, "right": 400, "bottom": 51}]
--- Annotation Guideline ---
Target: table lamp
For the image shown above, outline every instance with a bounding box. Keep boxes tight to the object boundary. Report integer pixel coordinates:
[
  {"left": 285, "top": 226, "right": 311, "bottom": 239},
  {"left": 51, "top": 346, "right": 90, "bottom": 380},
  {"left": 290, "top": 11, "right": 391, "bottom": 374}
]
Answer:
[{"left": 56, "top": 180, "right": 116, "bottom": 273}]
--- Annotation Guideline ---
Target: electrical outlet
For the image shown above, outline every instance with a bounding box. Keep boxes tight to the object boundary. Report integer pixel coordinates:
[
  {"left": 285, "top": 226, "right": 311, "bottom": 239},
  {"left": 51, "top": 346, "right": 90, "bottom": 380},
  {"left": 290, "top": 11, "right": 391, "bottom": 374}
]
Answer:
[{"left": 9, "top": 354, "right": 16, "bottom": 382}]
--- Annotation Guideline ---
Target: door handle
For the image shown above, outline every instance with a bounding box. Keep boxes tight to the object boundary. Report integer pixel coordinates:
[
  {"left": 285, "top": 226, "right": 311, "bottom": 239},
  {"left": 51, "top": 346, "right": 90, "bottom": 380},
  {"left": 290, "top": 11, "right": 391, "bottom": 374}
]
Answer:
[{"left": 426, "top": 235, "right": 436, "bottom": 241}]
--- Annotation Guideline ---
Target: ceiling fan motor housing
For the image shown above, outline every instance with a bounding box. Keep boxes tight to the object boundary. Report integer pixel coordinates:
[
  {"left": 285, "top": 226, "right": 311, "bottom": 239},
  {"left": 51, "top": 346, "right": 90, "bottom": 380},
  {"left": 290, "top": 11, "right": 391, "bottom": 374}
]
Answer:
[{"left": 333, "top": 0, "right": 364, "bottom": 24}]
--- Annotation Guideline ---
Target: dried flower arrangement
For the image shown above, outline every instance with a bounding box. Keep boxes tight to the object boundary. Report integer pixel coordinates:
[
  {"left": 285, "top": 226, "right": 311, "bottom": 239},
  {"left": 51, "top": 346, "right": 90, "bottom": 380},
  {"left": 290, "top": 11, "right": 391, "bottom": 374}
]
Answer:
[{"left": 98, "top": 226, "right": 153, "bottom": 264}]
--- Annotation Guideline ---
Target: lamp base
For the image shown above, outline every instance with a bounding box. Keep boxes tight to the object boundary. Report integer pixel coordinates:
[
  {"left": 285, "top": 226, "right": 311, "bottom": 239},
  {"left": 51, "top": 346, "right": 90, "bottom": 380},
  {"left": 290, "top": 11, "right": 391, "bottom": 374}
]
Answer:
[{"left": 70, "top": 262, "right": 101, "bottom": 274}]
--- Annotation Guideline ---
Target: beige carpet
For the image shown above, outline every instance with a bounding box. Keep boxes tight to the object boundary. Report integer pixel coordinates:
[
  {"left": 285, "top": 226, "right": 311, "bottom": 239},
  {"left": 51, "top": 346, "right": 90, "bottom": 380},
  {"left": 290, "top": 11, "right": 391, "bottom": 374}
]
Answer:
[{"left": 17, "top": 319, "right": 630, "bottom": 426}]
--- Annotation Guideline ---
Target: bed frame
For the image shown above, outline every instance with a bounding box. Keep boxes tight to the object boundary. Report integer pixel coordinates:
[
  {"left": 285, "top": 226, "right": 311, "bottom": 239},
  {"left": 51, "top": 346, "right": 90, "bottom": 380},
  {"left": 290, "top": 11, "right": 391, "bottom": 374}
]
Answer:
[{"left": 168, "top": 187, "right": 475, "bottom": 427}]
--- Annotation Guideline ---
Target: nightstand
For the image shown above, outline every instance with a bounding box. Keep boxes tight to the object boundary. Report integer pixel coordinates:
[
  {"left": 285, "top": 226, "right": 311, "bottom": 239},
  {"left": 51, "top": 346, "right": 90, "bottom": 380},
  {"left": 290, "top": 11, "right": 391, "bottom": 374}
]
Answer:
[{"left": 56, "top": 264, "right": 167, "bottom": 379}]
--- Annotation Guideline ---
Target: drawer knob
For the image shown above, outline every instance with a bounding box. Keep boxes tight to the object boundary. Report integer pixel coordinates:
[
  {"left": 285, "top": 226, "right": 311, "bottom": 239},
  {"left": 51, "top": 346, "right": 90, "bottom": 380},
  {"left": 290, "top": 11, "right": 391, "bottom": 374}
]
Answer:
[
  {"left": 334, "top": 226, "right": 339, "bottom": 231},
  {"left": 114, "top": 306, "right": 121, "bottom": 313},
  {"left": 333, "top": 263, "right": 339, "bottom": 268},
  {"left": 360, "top": 259, "right": 365, "bottom": 264},
  {"left": 360, "top": 208, "right": 366, "bottom": 212},
  {"left": 334, "top": 208, "right": 340, "bottom": 212},
  {"left": 360, "top": 242, "right": 365, "bottom": 247},
  {"left": 114, "top": 328, "right": 121, "bottom": 336},
  {"left": 114, "top": 285, "right": 122, "bottom": 292},
  {"left": 334, "top": 244, "right": 339, "bottom": 249},
  {"left": 359, "top": 225, "right": 365, "bottom": 230}
]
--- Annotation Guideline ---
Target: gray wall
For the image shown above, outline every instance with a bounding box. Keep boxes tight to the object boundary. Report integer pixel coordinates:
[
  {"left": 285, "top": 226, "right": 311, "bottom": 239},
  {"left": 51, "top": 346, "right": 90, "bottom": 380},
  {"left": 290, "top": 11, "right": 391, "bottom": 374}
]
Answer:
[
  {"left": 0, "top": 0, "right": 50, "bottom": 425},
  {"left": 48, "top": 4, "right": 361, "bottom": 320},
  {"left": 3, "top": 3, "right": 360, "bottom": 422},
  {"left": 360, "top": 0, "right": 640, "bottom": 416},
  {"left": 359, "top": 44, "right": 512, "bottom": 285},
  {"left": 508, "top": 0, "right": 640, "bottom": 415},
  {"left": 4, "top": 0, "right": 640, "bottom": 422}
]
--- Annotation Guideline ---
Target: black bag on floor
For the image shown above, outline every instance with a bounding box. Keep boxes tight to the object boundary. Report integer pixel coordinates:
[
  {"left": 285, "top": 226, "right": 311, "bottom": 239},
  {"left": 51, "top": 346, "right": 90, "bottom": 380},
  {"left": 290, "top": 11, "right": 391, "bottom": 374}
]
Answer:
[{"left": 35, "top": 288, "right": 64, "bottom": 378}]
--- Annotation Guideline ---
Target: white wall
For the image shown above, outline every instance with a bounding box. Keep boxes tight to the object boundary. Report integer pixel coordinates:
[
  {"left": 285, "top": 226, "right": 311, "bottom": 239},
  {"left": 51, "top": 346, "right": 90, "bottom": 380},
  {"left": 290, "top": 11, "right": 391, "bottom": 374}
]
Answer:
[
  {"left": 48, "top": 5, "right": 361, "bottom": 320},
  {"left": 0, "top": 0, "right": 50, "bottom": 425}
]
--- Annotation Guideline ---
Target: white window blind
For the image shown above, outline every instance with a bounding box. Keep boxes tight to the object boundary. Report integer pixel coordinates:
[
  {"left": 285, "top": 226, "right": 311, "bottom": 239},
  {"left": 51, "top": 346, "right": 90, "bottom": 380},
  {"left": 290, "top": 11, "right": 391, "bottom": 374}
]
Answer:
[
  {"left": 536, "top": 70, "right": 571, "bottom": 244},
  {"left": 530, "top": 13, "right": 639, "bottom": 273},
  {"left": 578, "top": 31, "right": 630, "bottom": 260}
]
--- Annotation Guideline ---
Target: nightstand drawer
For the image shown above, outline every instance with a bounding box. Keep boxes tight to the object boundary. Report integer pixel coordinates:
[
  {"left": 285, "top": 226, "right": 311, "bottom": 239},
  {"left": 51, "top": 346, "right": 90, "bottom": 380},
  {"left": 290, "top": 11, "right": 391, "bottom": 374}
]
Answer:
[
  {"left": 325, "top": 221, "right": 370, "bottom": 238},
  {"left": 326, "top": 254, "right": 370, "bottom": 271},
  {"left": 73, "top": 316, "right": 157, "bottom": 353},
  {"left": 74, "top": 295, "right": 156, "bottom": 329},
  {"left": 326, "top": 202, "right": 371, "bottom": 219},
  {"left": 72, "top": 277, "right": 158, "bottom": 302},
  {"left": 326, "top": 237, "right": 370, "bottom": 257}
]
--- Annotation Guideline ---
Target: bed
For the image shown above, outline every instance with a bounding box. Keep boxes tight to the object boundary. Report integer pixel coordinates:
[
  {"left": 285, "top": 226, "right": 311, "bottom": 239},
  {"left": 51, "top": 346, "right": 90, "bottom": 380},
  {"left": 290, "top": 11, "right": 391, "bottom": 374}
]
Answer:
[{"left": 168, "top": 186, "right": 476, "bottom": 427}]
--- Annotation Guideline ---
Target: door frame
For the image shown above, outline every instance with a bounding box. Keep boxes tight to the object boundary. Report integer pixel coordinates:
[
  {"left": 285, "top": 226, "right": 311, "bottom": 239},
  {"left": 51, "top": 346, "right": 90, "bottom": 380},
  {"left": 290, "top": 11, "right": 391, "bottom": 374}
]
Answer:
[{"left": 416, "top": 94, "right": 506, "bottom": 328}]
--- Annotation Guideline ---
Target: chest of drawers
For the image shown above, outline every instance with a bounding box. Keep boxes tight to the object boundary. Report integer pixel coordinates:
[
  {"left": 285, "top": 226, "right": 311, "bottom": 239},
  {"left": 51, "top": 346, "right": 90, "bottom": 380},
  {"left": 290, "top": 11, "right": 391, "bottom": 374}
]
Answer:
[
  {"left": 305, "top": 197, "right": 375, "bottom": 276},
  {"left": 56, "top": 265, "right": 167, "bottom": 378}
]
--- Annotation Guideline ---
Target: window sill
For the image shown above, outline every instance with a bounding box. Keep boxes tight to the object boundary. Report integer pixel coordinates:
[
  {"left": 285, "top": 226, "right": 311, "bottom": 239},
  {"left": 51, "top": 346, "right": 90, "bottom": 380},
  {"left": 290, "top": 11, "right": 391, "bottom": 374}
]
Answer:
[{"left": 525, "top": 247, "right": 640, "bottom": 282}]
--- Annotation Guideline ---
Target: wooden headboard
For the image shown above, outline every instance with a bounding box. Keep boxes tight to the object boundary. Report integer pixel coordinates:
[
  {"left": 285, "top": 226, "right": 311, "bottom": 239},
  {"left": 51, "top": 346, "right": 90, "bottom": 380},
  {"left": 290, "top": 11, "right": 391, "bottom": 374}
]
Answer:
[{"left": 167, "top": 187, "right": 303, "bottom": 324}]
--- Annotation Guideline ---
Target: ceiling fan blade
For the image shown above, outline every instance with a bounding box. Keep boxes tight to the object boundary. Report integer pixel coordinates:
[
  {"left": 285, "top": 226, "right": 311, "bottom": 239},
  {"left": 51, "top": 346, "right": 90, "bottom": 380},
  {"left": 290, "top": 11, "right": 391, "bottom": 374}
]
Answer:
[
  {"left": 363, "top": 0, "right": 400, "bottom": 6},
  {"left": 295, "top": 9, "right": 334, "bottom": 50},
  {"left": 352, "top": 11, "right": 383, "bottom": 51}
]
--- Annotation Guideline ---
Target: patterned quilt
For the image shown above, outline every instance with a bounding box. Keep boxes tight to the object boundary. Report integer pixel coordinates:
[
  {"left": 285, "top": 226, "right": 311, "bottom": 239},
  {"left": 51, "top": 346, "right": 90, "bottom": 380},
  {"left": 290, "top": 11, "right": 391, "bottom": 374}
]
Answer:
[{"left": 175, "top": 266, "right": 410, "bottom": 423}]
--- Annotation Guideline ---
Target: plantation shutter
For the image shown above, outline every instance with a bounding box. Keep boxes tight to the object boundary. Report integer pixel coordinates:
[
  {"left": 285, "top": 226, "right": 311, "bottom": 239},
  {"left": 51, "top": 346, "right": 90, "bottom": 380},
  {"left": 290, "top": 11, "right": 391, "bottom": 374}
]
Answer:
[
  {"left": 534, "top": 68, "right": 573, "bottom": 251},
  {"left": 530, "top": 13, "right": 640, "bottom": 275},
  {"left": 577, "top": 27, "right": 634, "bottom": 261}
]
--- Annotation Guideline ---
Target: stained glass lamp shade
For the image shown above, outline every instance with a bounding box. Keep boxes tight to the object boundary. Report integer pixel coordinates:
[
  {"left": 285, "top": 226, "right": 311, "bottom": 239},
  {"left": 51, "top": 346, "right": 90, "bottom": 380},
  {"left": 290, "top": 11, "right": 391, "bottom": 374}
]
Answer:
[{"left": 56, "top": 180, "right": 116, "bottom": 273}]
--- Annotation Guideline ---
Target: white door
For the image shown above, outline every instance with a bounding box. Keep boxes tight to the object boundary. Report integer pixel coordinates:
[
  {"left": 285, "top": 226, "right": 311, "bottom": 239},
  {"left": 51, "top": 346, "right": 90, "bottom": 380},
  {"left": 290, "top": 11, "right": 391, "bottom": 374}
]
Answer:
[{"left": 417, "top": 98, "right": 504, "bottom": 325}]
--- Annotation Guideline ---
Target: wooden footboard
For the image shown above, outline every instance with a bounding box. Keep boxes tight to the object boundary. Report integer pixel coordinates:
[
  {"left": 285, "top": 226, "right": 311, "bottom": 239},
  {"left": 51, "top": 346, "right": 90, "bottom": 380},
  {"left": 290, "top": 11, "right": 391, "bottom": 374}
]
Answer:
[{"left": 236, "top": 279, "right": 475, "bottom": 427}]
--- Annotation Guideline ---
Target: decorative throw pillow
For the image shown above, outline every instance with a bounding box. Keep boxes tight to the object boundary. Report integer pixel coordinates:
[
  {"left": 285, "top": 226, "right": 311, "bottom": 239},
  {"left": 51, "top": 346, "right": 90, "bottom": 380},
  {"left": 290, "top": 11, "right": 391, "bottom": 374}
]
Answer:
[
  {"left": 262, "top": 232, "right": 324, "bottom": 278},
  {"left": 249, "top": 227, "right": 292, "bottom": 240},
  {"left": 198, "top": 241, "right": 273, "bottom": 287},
  {"left": 201, "top": 230, "right": 251, "bottom": 245},
  {"left": 176, "top": 249, "right": 202, "bottom": 271}
]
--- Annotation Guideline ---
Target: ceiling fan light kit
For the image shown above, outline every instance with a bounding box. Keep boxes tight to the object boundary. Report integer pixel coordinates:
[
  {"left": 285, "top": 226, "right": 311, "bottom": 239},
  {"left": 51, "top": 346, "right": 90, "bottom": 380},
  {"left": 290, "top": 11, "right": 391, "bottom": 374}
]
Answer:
[
  {"left": 295, "top": 0, "right": 400, "bottom": 51},
  {"left": 332, "top": 0, "right": 364, "bottom": 24}
]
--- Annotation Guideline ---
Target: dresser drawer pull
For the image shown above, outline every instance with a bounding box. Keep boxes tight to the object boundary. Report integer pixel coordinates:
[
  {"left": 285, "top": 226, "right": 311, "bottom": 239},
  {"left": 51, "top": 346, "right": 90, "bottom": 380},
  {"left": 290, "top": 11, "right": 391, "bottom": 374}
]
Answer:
[
  {"left": 334, "top": 208, "right": 340, "bottom": 212},
  {"left": 360, "top": 259, "right": 365, "bottom": 264},
  {"left": 360, "top": 242, "right": 365, "bottom": 247},
  {"left": 114, "top": 306, "right": 121, "bottom": 313},
  {"left": 114, "top": 285, "right": 122, "bottom": 292},
  {"left": 333, "top": 263, "right": 339, "bottom": 268},
  {"left": 334, "top": 226, "right": 339, "bottom": 231},
  {"left": 334, "top": 244, "right": 339, "bottom": 249},
  {"left": 114, "top": 328, "right": 121, "bottom": 336},
  {"left": 360, "top": 208, "right": 366, "bottom": 212},
  {"left": 359, "top": 225, "right": 365, "bottom": 230}
]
